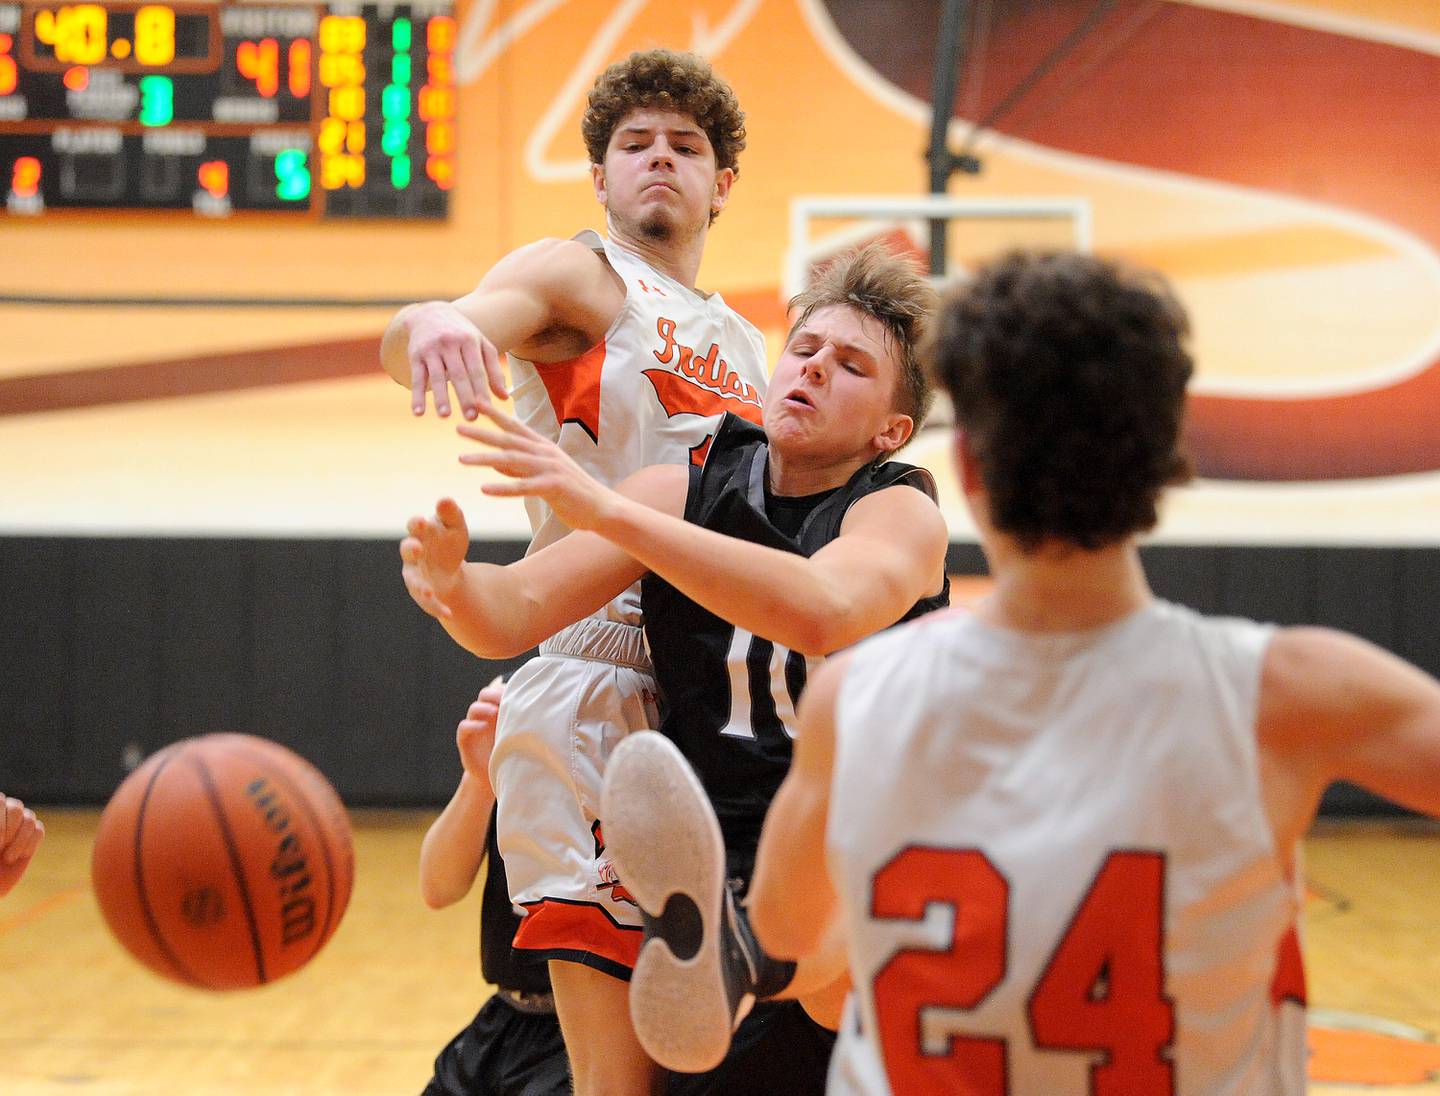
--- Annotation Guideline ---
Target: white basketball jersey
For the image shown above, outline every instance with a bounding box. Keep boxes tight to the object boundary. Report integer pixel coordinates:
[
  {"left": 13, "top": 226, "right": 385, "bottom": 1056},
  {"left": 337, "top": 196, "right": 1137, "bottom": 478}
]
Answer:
[
  {"left": 507, "top": 232, "right": 769, "bottom": 622},
  {"left": 827, "top": 600, "right": 1307, "bottom": 1096}
]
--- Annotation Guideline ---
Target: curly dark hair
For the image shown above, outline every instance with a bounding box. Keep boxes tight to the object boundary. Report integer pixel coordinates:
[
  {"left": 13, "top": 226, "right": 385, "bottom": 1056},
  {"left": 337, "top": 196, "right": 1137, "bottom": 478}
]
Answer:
[
  {"left": 788, "top": 244, "right": 937, "bottom": 439},
  {"left": 582, "top": 49, "right": 746, "bottom": 182},
  {"left": 925, "top": 251, "right": 1194, "bottom": 551}
]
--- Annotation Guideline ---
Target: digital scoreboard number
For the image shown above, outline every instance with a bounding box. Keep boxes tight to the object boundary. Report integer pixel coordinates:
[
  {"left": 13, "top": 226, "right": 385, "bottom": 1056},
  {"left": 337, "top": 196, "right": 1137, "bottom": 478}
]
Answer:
[{"left": 0, "top": 1, "right": 456, "bottom": 217}]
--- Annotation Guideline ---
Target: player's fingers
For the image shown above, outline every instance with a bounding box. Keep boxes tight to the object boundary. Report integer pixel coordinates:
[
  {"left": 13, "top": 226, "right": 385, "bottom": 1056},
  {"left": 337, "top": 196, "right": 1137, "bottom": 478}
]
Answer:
[
  {"left": 456, "top": 340, "right": 491, "bottom": 417},
  {"left": 480, "top": 480, "right": 537, "bottom": 498},
  {"left": 467, "top": 399, "right": 534, "bottom": 437},
  {"left": 428, "top": 358, "right": 452, "bottom": 418},
  {"left": 454, "top": 422, "right": 516, "bottom": 451},
  {"left": 2, "top": 798, "right": 20, "bottom": 845},
  {"left": 480, "top": 339, "right": 509, "bottom": 401},
  {"left": 458, "top": 452, "right": 541, "bottom": 482},
  {"left": 6, "top": 814, "right": 41, "bottom": 864},
  {"left": 448, "top": 352, "right": 481, "bottom": 422},
  {"left": 405, "top": 577, "right": 453, "bottom": 619},
  {"left": 434, "top": 497, "right": 466, "bottom": 531},
  {"left": 409, "top": 358, "right": 429, "bottom": 416}
]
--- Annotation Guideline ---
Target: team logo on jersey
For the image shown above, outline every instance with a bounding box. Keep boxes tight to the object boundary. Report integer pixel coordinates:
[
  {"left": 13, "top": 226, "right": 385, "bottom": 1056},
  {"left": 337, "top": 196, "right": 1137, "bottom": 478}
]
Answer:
[
  {"left": 591, "top": 820, "right": 637, "bottom": 907},
  {"left": 646, "top": 316, "right": 764, "bottom": 425}
]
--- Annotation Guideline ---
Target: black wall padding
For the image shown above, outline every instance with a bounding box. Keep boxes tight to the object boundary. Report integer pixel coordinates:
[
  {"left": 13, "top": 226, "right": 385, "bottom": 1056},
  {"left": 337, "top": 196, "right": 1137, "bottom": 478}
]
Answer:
[{"left": 3, "top": 537, "right": 1436, "bottom": 815}]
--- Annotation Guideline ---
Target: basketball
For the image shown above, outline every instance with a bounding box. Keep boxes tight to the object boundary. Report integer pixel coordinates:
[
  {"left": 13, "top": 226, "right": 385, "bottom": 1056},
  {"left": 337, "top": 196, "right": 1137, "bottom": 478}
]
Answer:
[{"left": 91, "top": 733, "right": 355, "bottom": 991}]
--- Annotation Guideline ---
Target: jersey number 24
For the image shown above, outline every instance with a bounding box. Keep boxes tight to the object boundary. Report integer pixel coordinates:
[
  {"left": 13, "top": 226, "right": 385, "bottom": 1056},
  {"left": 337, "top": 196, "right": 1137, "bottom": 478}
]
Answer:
[{"left": 871, "top": 847, "right": 1174, "bottom": 1095}]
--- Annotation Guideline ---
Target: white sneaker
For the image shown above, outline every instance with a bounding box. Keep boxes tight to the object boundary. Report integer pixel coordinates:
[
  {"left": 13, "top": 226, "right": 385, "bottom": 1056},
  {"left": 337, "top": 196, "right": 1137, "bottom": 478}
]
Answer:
[{"left": 601, "top": 731, "right": 748, "bottom": 1073}]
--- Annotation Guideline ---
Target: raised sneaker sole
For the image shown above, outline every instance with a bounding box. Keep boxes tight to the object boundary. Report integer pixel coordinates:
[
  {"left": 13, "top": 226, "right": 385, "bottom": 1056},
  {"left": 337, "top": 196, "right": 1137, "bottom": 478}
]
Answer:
[{"left": 600, "top": 731, "right": 737, "bottom": 1073}]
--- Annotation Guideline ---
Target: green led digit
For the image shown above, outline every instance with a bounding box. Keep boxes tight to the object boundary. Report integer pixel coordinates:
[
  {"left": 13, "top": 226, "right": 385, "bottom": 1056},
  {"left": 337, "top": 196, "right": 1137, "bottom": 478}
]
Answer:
[
  {"left": 138, "top": 75, "right": 174, "bottom": 127},
  {"left": 382, "top": 84, "right": 410, "bottom": 121},
  {"left": 382, "top": 120, "right": 410, "bottom": 156},
  {"left": 391, "top": 54, "right": 411, "bottom": 86},
  {"left": 274, "top": 149, "right": 312, "bottom": 201},
  {"left": 391, "top": 155, "right": 410, "bottom": 189},
  {"left": 391, "top": 17, "right": 411, "bottom": 51}
]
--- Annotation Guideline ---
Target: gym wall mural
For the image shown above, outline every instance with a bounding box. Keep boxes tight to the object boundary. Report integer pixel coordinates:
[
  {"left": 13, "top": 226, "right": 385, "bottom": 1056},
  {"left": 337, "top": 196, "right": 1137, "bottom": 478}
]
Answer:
[{"left": 2, "top": 0, "right": 1436, "bottom": 543}]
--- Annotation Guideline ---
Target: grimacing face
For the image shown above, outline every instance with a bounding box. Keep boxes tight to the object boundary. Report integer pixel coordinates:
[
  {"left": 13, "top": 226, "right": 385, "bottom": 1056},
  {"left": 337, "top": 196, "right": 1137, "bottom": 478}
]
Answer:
[
  {"left": 592, "top": 107, "right": 732, "bottom": 242},
  {"left": 763, "top": 304, "right": 911, "bottom": 463}
]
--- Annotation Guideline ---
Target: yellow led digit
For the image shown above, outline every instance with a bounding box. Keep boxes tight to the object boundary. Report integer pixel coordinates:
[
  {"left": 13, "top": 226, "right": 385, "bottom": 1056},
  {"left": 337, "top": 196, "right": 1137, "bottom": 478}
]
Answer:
[
  {"left": 33, "top": 9, "right": 58, "bottom": 47},
  {"left": 134, "top": 5, "right": 175, "bottom": 66},
  {"left": 67, "top": 4, "right": 108, "bottom": 66},
  {"left": 319, "top": 15, "right": 364, "bottom": 54}
]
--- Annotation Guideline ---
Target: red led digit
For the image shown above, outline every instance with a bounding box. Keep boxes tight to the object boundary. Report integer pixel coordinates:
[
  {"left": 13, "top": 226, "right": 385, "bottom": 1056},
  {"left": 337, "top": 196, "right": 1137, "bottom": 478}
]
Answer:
[
  {"left": 425, "top": 155, "right": 454, "bottom": 190},
  {"left": 237, "top": 38, "right": 279, "bottom": 97},
  {"left": 14, "top": 156, "right": 42, "bottom": 197},
  {"left": 288, "top": 38, "right": 311, "bottom": 98},
  {"left": 425, "top": 15, "right": 455, "bottom": 52},
  {"left": 197, "top": 160, "right": 229, "bottom": 198}
]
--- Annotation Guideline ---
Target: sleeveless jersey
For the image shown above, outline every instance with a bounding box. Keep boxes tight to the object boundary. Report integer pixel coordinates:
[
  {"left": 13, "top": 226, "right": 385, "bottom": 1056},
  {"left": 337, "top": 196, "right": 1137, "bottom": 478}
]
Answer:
[
  {"left": 508, "top": 232, "right": 769, "bottom": 624},
  {"left": 826, "top": 600, "right": 1307, "bottom": 1096},
  {"left": 642, "top": 414, "right": 950, "bottom": 880}
]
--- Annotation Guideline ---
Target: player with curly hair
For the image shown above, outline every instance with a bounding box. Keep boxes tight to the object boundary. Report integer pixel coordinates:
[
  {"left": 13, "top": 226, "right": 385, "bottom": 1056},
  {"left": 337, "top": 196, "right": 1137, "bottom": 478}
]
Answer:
[
  {"left": 383, "top": 49, "right": 767, "bottom": 1095},
  {"left": 749, "top": 251, "right": 1440, "bottom": 1095}
]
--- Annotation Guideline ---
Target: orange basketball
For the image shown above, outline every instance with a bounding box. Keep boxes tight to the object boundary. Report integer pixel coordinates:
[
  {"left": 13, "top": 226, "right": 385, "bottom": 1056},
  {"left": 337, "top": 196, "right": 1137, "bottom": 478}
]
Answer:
[{"left": 91, "top": 733, "right": 355, "bottom": 990}]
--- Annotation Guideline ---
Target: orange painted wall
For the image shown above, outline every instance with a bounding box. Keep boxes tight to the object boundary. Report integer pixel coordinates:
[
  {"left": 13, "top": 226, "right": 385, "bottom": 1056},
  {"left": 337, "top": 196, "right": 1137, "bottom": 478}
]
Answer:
[{"left": 2, "top": 0, "right": 1438, "bottom": 540}]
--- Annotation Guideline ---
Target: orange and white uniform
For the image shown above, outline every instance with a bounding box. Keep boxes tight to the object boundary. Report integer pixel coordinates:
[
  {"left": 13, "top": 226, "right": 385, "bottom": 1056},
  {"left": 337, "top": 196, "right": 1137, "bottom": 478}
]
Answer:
[
  {"left": 494, "top": 231, "right": 768, "bottom": 979},
  {"left": 826, "top": 600, "right": 1307, "bottom": 1095}
]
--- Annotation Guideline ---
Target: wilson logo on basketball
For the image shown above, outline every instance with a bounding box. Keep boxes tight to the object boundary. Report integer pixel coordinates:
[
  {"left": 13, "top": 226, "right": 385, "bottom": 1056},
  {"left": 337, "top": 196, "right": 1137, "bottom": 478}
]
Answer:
[
  {"left": 246, "top": 777, "right": 318, "bottom": 947},
  {"left": 645, "top": 316, "right": 763, "bottom": 425}
]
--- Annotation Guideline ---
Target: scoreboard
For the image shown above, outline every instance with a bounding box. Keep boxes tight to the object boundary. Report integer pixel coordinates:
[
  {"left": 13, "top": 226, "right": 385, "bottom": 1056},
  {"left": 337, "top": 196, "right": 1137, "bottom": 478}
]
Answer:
[{"left": 0, "top": 1, "right": 456, "bottom": 217}]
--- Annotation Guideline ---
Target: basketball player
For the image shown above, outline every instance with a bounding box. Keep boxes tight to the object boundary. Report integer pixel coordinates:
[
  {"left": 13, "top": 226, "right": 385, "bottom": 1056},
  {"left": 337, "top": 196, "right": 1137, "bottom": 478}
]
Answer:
[
  {"left": 402, "top": 246, "right": 949, "bottom": 1092},
  {"left": 418, "top": 678, "right": 570, "bottom": 1096},
  {"left": 0, "top": 795, "right": 43, "bottom": 899},
  {"left": 747, "top": 250, "right": 1440, "bottom": 1094},
  {"left": 381, "top": 50, "right": 767, "bottom": 1094}
]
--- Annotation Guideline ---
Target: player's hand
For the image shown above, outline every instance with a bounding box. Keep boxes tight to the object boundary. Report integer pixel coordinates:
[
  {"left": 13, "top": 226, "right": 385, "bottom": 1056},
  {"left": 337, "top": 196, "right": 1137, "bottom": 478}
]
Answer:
[
  {"left": 0, "top": 796, "right": 44, "bottom": 899},
  {"left": 456, "top": 675, "right": 505, "bottom": 783},
  {"left": 404, "top": 301, "right": 508, "bottom": 419},
  {"left": 400, "top": 497, "right": 471, "bottom": 619},
  {"left": 456, "top": 403, "right": 619, "bottom": 532}
]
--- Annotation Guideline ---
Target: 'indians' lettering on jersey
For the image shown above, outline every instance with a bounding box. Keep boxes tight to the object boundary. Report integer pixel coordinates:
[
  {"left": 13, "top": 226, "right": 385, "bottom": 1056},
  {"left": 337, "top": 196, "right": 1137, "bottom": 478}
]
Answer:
[
  {"left": 508, "top": 234, "right": 769, "bottom": 622},
  {"left": 645, "top": 316, "right": 764, "bottom": 425}
]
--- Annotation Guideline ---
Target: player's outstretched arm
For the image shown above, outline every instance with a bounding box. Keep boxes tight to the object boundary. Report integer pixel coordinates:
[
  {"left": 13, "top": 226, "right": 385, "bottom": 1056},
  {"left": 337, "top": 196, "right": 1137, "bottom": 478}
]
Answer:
[
  {"left": 1259, "top": 627, "right": 1440, "bottom": 850},
  {"left": 751, "top": 655, "right": 846, "bottom": 959},
  {"left": 0, "top": 795, "right": 44, "bottom": 899},
  {"left": 400, "top": 496, "right": 648, "bottom": 660},
  {"left": 459, "top": 402, "right": 949, "bottom": 656},
  {"left": 419, "top": 677, "right": 504, "bottom": 909},
  {"left": 379, "top": 238, "right": 624, "bottom": 419}
]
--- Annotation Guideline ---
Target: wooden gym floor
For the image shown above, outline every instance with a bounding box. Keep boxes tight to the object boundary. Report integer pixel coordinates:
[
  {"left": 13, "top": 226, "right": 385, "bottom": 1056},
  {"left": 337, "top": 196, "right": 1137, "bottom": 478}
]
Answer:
[{"left": 1, "top": 810, "right": 1438, "bottom": 1094}]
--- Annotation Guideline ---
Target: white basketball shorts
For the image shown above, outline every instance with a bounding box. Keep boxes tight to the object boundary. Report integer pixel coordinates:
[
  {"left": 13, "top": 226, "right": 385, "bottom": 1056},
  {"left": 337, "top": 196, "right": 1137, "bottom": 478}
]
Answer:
[{"left": 491, "top": 618, "right": 658, "bottom": 980}]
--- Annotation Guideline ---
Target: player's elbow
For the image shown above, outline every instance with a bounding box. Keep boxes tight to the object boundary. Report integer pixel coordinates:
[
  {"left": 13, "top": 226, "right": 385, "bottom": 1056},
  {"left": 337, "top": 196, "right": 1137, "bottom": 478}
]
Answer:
[
  {"left": 788, "top": 609, "right": 869, "bottom": 657},
  {"left": 776, "top": 587, "right": 860, "bottom": 656},
  {"left": 419, "top": 874, "right": 468, "bottom": 910}
]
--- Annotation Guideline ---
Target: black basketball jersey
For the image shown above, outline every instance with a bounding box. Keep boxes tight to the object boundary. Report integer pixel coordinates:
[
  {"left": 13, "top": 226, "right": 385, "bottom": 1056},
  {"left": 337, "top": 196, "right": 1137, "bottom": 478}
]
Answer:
[
  {"left": 479, "top": 804, "right": 553, "bottom": 994},
  {"left": 641, "top": 414, "right": 950, "bottom": 881}
]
